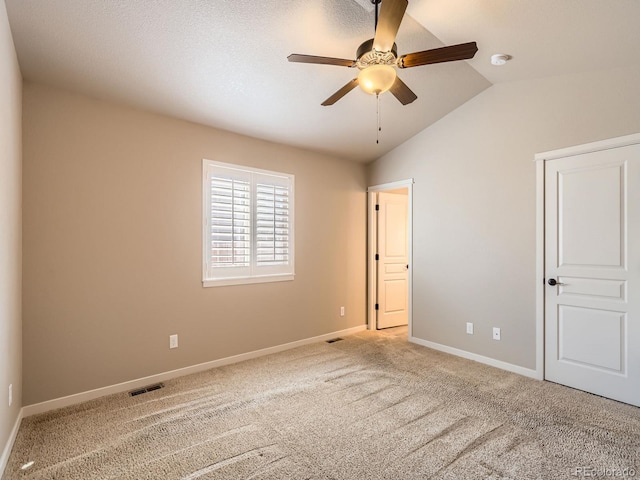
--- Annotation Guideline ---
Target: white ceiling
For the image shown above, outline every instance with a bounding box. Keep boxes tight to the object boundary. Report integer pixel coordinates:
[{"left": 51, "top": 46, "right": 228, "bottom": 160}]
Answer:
[{"left": 5, "top": 0, "right": 640, "bottom": 162}]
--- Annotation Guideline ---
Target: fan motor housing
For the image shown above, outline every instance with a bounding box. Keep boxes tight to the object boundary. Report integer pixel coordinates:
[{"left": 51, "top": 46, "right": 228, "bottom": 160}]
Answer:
[{"left": 356, "top": 39, "right": 398, "bottom": 69}]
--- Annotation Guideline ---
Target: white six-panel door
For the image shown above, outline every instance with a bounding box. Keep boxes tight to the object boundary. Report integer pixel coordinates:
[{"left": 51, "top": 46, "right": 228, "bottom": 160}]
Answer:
[
  {"left": 544, "top": 143, "right": 640, "bottom": 406},
  {"left": 377, "top": 192, "right": 409, "bottom": 329}
]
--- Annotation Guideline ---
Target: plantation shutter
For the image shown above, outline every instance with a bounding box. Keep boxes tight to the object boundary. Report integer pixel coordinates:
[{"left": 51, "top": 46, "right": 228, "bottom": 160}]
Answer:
[
  {"left": 203, "top": 160, "right": 294, "bottom": 285},
  {"left": 255, "top": 175, "right": 291, "bottom": 270},
  {"left": 209, "top": 177, "right": 251, "bottom": 266},
  {"left": 206, "top": 165, "right": 252, "bottom": 278}
]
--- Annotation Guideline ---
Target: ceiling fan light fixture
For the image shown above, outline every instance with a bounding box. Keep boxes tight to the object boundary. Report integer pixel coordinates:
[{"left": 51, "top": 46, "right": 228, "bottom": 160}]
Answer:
[
  {"left": 288, "top": 0, "right": 477, "bottom": 107},
  {"left": 358, "top": 64, "right": 397, "bottom": 95}
]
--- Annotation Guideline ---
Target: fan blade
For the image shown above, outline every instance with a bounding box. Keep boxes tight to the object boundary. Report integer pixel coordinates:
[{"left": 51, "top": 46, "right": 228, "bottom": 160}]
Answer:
[
  {"left": 321, "top": 78, "right": 359, "bottom": 106},
  {"left": 373, "top": 0, "right": 408, "bottom": 52},
  {"left": 398, "top": 42, "right": 478, "bottom": 69},
  {"left": 389, "top": 77, "right": 417, "bottom": 105},
  {"left": 288, "top": 54, "right": 355, "bottom": 68}
]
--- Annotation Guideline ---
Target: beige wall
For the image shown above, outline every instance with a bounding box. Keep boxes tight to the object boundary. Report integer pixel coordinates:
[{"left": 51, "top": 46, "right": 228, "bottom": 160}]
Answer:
[
  {"left": 0, "top": 0, "right": 22, "bottom": 459},
  {"left": 369, "top": 66, "right": 640, "bottom": 370},
  {"left": 22, "top": 83, "right": 367, "bottom": 405}
]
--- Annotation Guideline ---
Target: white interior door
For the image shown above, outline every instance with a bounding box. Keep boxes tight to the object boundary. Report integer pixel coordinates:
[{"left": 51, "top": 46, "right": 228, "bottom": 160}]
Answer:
[
  {"left": 544, "top": 143, "right": 640, "bottom": 406},
  {"left": 377, "top": 192, "right": 409, "bottom": 329}
]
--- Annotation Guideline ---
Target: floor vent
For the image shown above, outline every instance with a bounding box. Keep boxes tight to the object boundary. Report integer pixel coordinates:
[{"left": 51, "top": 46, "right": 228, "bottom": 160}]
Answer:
[
  {"left": 326, "top": 338, "right": 343, "bottom": 344},
  {"left": 129, "top": 383, "right": 164, "bottom": 397}
]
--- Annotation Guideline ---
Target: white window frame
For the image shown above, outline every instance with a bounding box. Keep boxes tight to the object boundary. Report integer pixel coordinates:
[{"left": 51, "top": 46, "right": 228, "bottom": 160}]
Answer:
[{"left": 202, "top": 159, "right": 295, "bottom": 287}]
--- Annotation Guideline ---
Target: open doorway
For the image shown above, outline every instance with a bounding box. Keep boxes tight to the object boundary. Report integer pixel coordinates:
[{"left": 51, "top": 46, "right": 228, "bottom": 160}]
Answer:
[{"left": 367, "top": 180, "right": 413, "bottom": 334}]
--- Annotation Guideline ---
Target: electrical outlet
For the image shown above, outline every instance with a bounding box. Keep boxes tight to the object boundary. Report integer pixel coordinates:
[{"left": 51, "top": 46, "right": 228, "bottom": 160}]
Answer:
[
  {"left": 169, "top": 334, "right": 178, "bottom": 349},
  {"left": 466, "top": 322, "right": 474, "bottom": 334},
  {"left": 8, "top": 384, "right": 12, "bottom": 407},
  {"left": 493, "top": 327, "right": 501, "bottom": 340},
  {"left": 340, "top": 306, "right": 345, "bottom": 317}
]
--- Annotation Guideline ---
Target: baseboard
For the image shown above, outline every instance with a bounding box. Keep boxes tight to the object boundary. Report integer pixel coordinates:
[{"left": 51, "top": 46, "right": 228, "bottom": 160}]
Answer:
[
  {"left": 23, "top": 325, "right": 367, "bottom": 417},
  {"left": 409, "top": 336, "right": 542, "bottom": 380},
  {"left": 0, "top": 408, "right": 23, "bottom": 478}
]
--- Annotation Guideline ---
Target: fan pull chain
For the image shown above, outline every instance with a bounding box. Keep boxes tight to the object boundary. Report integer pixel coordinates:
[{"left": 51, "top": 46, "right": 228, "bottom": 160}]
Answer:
[{"left": 376, "top": 93, "right": 381, "bottom": 144}]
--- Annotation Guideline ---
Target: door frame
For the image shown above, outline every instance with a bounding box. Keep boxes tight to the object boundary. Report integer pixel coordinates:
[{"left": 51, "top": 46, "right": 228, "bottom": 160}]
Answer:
[
  {"left": 367, "top": 179, "right": 414, "bottom": 332},
  {"left": 534, "top": 133, "right": 640, "bottom": 382}
]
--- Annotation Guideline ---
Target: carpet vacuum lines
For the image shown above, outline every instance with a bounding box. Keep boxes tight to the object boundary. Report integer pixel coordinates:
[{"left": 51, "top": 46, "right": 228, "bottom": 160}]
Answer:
[{"left": 3, "top": 327, "right": 639, "bottom": 479}]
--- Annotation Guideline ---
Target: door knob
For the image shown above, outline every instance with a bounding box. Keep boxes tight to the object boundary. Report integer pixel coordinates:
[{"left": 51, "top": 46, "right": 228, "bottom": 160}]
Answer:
[{"left": 547, "top": 278, "right": 565, "bottom": 286}]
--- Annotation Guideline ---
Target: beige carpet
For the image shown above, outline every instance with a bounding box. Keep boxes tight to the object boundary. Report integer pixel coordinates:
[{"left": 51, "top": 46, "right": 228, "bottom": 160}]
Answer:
[{"left": 4, "top": 327, "right": 640, "bottom": 480}]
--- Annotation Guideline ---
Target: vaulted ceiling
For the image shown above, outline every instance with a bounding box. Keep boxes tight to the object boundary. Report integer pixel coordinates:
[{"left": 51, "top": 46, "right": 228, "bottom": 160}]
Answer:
[{"left": 6, "top": 0, "right": 640, "bottom": 162}]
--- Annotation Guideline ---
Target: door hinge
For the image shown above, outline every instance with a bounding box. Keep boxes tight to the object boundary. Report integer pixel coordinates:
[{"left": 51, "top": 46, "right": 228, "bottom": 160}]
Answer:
[
  {"left": 375, "top": 303, "right": 379, "bottom": 310},
  {"left": 375, "top": 254, "right": 379, "bottom": 261},
  {"left": 375, "top": 204, "right": 379, "bottom": 211}
]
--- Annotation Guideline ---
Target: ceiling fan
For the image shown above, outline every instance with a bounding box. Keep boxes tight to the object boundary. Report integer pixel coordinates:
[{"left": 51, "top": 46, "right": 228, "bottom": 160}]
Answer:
[{"left": 288, "top": 0, "right": 478, "bottom": 106}]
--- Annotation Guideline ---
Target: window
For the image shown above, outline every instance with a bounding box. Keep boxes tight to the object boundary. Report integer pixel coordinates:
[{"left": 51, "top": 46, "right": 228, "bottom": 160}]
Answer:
[{"left": 202, "top": 160, "right": 294, "bottom": 287}]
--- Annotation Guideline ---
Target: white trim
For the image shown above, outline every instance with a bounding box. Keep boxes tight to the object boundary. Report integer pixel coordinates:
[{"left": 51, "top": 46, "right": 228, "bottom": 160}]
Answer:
[
  {"left": 534, "top": 133, "right": 640, "bottom": 383},
  {"left": 367, "top": 179, "right": 415, "bottom": 193},
  {"left": 367, "top": 179, "right": 414, "bottom": 335},
  {"left": 22, "top": 325, "right": 367, "bottom": 417},
  {"left": 367, "top": 192, "right": 378, "bottom": 331},
  {"left": 534, "top": 133, "right": 640, "bottom": 162},
  {"left": 203, "top": 159, "right": 293, "bottom": 179},
  {"left": 202, "top": 159, "right": 209, "bottom": 283},
  {"left": 535, "top": 160, "right": 545, "bottom": 379},
  {"left": 410, "top": 336, "right": 541, "bottom": 380},
  {"left": 203, "top": 273, "right": 294, "bottom": 288},
  {"left": 0, "top": 408, "right": 23, "bottom": 478}
]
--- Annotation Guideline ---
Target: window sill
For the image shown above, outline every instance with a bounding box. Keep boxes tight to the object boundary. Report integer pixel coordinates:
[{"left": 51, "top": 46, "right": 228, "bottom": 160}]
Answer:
[{"left": 203, "top": 274, "right": 295, "bottom": 288}]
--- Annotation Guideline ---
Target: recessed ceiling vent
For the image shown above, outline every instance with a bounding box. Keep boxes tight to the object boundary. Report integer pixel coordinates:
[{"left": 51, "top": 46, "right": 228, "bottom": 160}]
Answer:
[{"left": 129, "top": 383, "right": 164, "bottom": 397}]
